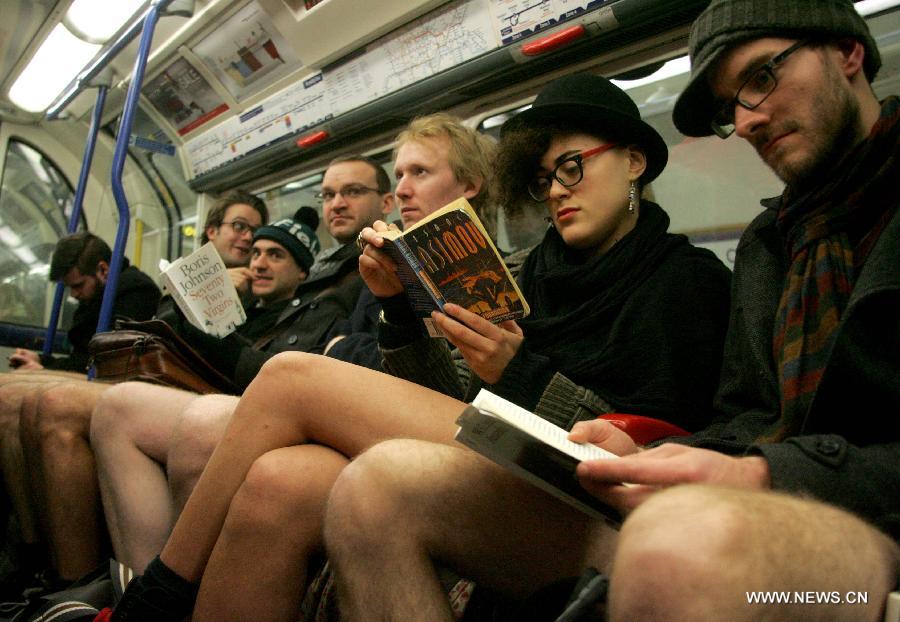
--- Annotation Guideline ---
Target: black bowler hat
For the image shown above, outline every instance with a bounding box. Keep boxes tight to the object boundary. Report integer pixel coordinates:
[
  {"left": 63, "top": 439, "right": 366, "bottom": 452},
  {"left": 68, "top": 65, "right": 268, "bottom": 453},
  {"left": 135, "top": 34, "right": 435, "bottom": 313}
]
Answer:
[{"left": 502, "top": 73, "right": 668, "bottom": 183}]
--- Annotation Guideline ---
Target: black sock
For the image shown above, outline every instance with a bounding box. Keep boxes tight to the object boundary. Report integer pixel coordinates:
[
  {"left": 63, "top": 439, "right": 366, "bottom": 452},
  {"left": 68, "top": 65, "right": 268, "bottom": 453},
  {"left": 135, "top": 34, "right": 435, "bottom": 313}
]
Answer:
[
  {"left": 142, "top": 556, "right": 197, "bottom": 604},
  {"left": 16, "top": 542, "right": 48, "bottom": 577},
  {"left": 112, "top": 556, "right": 197, "bottom": 622}
]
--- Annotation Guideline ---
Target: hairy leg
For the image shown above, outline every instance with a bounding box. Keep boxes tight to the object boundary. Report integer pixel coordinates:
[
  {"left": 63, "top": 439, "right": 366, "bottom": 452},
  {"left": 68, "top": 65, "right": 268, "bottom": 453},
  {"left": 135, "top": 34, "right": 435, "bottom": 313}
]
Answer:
[
  {"left": 0, "top": 383, "right": 41, "bottom": 546},
  {"left": 19, "top": 380, "right": 110, "bottom": 579},
  {"left": 0, "top": 370, "right": 85, "bottom": 389},
  {"left": 90, "top": 382, "right": 200, "bottom": 571},
  {"left": 193, "top": 445, "right": 348, "bottom": 622},
  {"left": 161, "top": 352, "right": 466, "bottom": 583},
  {"left": 608, "top": 484, "right": 900, "bottom": 622},
  {"left": 325, "top": 439, "right": 616, "bottom": 622},
  {"left": 165, "top": 395, "right": 237, "bottom": 514}
]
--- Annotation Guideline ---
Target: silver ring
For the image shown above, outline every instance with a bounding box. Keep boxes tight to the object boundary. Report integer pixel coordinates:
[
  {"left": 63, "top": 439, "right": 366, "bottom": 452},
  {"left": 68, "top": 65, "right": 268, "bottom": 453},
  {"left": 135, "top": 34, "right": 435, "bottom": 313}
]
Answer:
[{"left": 356, "top": 231, "right": 367, "bottom": 252}]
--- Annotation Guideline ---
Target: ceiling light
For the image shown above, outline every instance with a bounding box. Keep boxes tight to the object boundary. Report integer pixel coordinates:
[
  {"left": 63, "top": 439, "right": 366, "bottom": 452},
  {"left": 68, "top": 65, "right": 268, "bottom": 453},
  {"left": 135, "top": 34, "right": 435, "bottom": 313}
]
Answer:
[
  {"left": 8, "top": 24, "right": 101, "bottom": 113},
  {"left": 65, "top": 0, "right": 148, "bottom": 42},
  {"left": 611, "top": 56, "right": 691, "bottom": 91}
]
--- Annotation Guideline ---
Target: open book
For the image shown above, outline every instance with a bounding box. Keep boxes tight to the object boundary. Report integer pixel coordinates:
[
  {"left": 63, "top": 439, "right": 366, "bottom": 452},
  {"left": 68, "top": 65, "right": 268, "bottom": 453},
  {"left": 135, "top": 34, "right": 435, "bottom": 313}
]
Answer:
[
  {"left": 158, "top": 242, "right": 246, "bottom": 338},
  {"left": 455, "top": 389, "right": 621, "bottom": 523},
  {"left": 379, "top": 197, "right": 529, "bottom": 337}
]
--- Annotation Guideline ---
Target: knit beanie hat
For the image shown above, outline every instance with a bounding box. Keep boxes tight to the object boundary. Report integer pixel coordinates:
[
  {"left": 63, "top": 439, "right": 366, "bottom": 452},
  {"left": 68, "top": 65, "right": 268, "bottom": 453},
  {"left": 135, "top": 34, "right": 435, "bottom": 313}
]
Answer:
[
  {"left": 672, "top": 0, "right": 881, "bottom": 137},
  {"left": 253, "top": 206, "right": 321, "bottom": 273}
]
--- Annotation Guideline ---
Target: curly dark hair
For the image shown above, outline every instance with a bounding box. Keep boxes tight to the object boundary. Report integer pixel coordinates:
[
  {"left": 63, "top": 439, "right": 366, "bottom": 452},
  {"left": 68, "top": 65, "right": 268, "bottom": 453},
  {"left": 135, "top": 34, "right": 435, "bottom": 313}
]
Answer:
[{"left": 495, "top": 118, "right": 647, "bottom": 218}]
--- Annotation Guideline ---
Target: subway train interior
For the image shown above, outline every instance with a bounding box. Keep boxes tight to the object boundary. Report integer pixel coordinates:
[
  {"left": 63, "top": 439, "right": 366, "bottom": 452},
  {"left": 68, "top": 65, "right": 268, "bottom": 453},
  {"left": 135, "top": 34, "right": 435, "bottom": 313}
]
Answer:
[
  {"left": 0, "top": 0, "right": 898, "bottom": 357},
  {"left": 0, "top": 0, "right": 899, "bottom": 617}
]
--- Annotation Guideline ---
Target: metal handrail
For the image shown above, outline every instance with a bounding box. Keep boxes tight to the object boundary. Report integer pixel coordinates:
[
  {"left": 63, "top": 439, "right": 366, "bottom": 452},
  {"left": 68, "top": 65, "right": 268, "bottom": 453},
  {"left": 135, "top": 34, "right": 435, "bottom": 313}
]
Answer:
[
  {"left": 95, "top": 1, "right": 165, "bottom": 335},
  {"left": 41, "top": 84, "right": 108, "bottom": 361}
]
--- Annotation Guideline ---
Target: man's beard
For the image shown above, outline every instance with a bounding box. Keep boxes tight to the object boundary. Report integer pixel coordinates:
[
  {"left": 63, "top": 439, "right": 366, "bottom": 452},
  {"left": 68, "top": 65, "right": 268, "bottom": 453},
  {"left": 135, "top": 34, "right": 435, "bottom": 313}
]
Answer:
[{"left": 771, "top": 66, "right": 863, "bottom": 189}]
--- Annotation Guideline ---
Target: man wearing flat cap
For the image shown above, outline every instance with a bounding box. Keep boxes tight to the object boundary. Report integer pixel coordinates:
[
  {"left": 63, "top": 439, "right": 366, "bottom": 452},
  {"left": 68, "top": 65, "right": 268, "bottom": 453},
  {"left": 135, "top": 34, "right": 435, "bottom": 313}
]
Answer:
[{"left": 318, "top": 1, "right": 900, "bottom": 620}]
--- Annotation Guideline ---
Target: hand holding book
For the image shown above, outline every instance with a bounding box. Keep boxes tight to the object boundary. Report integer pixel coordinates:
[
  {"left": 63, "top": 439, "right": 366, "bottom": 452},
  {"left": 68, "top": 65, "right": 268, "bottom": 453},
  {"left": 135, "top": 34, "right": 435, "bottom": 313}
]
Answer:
[
  {"left": 367, "top": 198, "right": 529, "bottom": 337},
  {"left": 430, "top": 302, "right": 524, "bottom": 384},
  {"left": 455, "top": 390, "right": 623, "bottom": 523},
  {"left": 357, "top": 220, "right": 405, "bottom": 299}
]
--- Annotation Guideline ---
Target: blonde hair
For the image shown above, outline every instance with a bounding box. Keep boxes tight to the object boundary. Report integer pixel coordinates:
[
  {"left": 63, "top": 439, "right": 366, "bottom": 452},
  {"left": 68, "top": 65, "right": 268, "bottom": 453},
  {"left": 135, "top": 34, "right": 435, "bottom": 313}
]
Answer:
[{"left": 394, "top": 113, "right": 497, "bottom": 235}]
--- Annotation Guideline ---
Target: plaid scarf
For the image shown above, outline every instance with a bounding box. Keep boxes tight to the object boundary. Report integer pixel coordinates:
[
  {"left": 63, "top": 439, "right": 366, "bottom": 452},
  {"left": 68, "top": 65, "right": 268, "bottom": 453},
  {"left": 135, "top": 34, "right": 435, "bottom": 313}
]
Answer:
[{"left": 768, "top": 97, "right": 899, "bottom": 440}]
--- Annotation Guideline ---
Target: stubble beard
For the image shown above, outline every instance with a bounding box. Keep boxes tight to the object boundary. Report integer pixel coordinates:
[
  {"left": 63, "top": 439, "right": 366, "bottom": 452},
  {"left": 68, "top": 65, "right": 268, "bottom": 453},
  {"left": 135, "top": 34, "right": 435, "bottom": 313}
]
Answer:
[{"left": 773, "top": 67, "right": 863, "bottom": 190}]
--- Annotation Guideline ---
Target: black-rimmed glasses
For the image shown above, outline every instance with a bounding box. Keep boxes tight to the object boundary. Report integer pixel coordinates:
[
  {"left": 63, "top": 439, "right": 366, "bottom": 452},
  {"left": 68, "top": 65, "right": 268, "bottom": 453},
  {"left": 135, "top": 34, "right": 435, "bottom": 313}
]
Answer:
[
  {"left": 711, "top": 40, "right": 808, "bottom": 139},
  {"left": 221, "top": 220, "right": 259, "bottom": 235},
  {"left": 527, "top": 143, "right": 618, "bottom": 202},
  {"left": 316, "top": 184, "right": 382, "bottom": 203}
]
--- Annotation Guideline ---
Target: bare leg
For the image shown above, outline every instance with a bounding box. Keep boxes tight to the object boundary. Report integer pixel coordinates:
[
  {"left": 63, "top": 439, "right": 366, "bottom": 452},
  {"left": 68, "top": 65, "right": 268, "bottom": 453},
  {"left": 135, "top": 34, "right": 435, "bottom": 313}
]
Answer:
[
  {"left": 90, "top": 382, "right": 201, "bottom": 571},
  {"left": 165, "top": 395, "right": 237, "bottom": 514},
  {"left": 160, "top": 352, "right": 465, "bottom": 583},
  {"left": 193, "top": 445, "right": 348, "bottom": 622},
  {"left": 0, "top": 384, "right": 42, "bottom": 547},
  {"left": 0, "top": 370, "right": 86, "bottom": 389},
  {"left": 608, "top": 484, "right": 899, "bottom": 622},
  {"left": 325, "top": 439, "right": 615, "bottom": 621},
  {"left": 19, "top": 380, "right": 110, "bottom": 579}
]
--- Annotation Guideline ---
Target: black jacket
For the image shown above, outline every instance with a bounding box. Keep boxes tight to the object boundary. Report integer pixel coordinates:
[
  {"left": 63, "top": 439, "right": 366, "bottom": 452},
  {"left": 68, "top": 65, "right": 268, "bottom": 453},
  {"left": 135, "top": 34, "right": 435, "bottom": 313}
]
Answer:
[
  {"left": 49, "top": 263, "right": 161, "bottom": 372},
  {"left": 675, "top": 203, "right": 900, "bottom": 541},
  {"left": 323, "top": 288, "right": 382, "bottom": 371},
  {"left": 178, "top": 243, "right": 364, "bottom": 390}
]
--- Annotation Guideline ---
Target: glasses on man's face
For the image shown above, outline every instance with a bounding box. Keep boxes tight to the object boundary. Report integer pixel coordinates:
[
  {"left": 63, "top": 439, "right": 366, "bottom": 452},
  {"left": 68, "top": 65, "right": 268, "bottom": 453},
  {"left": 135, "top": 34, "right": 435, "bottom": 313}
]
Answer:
[
  {"left": 711, "top": 40, "right": 808, "bottom": 139},
  {"left": 527, "top": 143, "right": 618, "bottom": 202},
  {"left": 315, "top": 184, "right": 382, "bottom": 204},
  {"left": 221, "top": 220, "right": 258, "bottom": 235}
]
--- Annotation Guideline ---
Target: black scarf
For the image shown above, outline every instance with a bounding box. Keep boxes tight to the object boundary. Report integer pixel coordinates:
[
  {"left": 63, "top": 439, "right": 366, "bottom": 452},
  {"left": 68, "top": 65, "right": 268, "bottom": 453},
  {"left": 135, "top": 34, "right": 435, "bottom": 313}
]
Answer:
[{"left": 517, "top": 201, "right": 691, "bottom": 391}]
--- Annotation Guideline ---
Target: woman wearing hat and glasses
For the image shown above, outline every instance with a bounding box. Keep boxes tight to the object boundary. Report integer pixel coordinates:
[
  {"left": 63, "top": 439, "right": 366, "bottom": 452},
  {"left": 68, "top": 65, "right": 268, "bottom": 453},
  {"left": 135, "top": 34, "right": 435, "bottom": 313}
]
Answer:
[{"left": 112, "top": 76, "right": 731, "bottom": 622}]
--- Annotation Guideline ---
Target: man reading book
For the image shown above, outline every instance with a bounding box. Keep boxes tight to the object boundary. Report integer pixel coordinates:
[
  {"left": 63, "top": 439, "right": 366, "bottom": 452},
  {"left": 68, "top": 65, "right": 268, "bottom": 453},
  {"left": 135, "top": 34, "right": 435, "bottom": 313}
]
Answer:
[
  {"left": 99, "top": 115, "right": 508, "bottom": 622},
  {"left": 90, "top": 153, "right": 395, "bottom": 580},
  {"left": 321, "top": 2, "right": 900, "bottom": 620}
]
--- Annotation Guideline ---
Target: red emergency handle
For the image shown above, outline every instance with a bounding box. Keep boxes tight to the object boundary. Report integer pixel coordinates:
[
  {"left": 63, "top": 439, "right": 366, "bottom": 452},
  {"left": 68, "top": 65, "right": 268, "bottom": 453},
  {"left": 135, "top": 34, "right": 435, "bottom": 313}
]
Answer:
[{"left": 521, "top": 25, "right": 586, "bottom": 56}]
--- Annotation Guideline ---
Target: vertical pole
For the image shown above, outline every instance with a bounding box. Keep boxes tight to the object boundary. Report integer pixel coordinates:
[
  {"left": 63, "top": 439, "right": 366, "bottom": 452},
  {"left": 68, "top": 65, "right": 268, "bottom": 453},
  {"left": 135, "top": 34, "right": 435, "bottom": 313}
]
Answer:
[
  {"left": 95, "top": 1, "right": 163, "bottom": 335},
  {"left": 41, "top": 84, "right": 108, "bottom": 361}
]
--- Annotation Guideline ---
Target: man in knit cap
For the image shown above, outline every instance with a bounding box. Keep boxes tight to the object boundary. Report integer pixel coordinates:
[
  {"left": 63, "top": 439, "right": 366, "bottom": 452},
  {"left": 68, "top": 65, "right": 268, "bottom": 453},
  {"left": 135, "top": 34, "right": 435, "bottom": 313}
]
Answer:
[{"left": 319, "top": 1, "right": 899, "bottom": 620}]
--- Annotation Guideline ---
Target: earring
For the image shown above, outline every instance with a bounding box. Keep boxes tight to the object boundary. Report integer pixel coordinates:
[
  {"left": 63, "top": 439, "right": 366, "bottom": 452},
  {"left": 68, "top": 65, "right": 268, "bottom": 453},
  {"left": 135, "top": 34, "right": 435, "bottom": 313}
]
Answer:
[{"left": 628, "top": 181, "right": 637, "bottom": 214}]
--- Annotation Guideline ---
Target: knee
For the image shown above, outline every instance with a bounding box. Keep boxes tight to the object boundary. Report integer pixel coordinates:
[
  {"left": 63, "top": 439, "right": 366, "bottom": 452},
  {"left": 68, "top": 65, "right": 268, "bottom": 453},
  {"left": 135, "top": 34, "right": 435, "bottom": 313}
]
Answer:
[
  {"left": 227, "top": 449, "right": 326, "bottom": 534},
  {"left": 26, "top": 383, "right": 88, "bottom": 441},
  {"left": 89, "top": 382, "right": 146, "bottom": 443},
  {"left": 252, "top": 352, "right": 316, "bottom": 391},
  {"left": 609, "top": 485, "right": 754, "bottom": 621},
  {"left": 325, "top": 439, "right": 429, "bottom": 555},
  {"left": 0, "top": 386, "right": 22, "bottom": 427}
]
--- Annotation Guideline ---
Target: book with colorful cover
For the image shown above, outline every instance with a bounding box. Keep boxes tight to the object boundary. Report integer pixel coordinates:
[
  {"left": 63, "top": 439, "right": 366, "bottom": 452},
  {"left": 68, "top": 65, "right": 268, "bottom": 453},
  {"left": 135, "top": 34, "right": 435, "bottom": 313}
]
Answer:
[
  {"left": 379, "top": 197, "right": 529, "bottom": 336},
  {"left": 455, "top": 389, "right": 621, "bottom": 524}
]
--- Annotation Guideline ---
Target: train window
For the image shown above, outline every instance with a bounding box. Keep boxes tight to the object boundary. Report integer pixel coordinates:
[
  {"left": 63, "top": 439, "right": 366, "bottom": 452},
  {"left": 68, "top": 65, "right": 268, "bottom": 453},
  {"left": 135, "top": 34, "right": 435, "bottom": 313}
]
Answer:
[
  {"left": 0, "top": 140, "right": 79, "bottom": 327},
  {"left": 129, "top": 106, "right": 196, "bottom": 260}
]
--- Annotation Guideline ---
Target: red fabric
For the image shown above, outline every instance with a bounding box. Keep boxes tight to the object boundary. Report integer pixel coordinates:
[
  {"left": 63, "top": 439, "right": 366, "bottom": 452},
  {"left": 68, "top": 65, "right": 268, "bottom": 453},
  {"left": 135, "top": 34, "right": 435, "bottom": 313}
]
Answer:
[
  {"left": 599, "top": 413, "right": 689, "bottom": 445},
  {"left": 92, "top": 608, "right": 114, "bottom": 622}
]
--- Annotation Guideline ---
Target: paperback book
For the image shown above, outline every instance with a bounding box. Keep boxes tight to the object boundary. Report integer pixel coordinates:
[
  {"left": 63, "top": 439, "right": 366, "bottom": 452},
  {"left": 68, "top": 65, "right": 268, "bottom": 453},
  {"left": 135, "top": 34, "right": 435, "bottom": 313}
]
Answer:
[
  {"left": 379, "top": 197, "right": 529, "bottom": 337},
  {"left": 158, "top": 242, "right": 246, "bottom": 338},
  {"left": 455, "top": 389, "right": 621, "bottom": 524}
]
